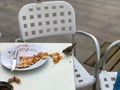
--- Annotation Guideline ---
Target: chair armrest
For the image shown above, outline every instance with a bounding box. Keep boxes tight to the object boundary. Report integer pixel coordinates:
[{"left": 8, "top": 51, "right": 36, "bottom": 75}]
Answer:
[{"left": 76, "top": 30, "right": 100, "bottom": 79}]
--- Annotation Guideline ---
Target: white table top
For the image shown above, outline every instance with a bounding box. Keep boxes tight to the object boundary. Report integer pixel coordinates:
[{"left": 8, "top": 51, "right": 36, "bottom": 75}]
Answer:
[{"left": 0, "top": 43, "right": 75, "bottom": 90}]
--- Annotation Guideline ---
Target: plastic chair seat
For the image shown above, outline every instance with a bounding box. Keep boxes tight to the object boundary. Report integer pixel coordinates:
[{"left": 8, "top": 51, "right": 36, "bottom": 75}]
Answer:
[
  {"left": 74, "top": 57, "right": 96, "bottom": 88},
  {"left": 99, "top": 70, "right": 117, "bottom": 90}
]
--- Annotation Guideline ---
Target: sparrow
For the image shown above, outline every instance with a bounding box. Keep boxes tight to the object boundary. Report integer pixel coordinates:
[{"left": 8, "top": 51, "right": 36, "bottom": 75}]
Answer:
[{"left": 62, "top": 42, "right": 76, "bottom": 55}]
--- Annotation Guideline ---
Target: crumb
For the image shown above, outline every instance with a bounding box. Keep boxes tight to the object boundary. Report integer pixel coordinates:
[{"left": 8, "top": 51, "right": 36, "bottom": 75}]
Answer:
[
  {"left": 8, "top": 76, "right": 21, "bottom": 84},
  {"left": 8, "top": 78, "right": 14, "bottom": 83},
  {"left": 14, "top": 76, "right": 21, "bottom": 84}
]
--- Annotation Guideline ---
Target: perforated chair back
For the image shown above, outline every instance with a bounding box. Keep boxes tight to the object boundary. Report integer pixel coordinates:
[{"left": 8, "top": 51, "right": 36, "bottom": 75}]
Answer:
[
  {"left": 18, "top": 1, "right": 76, "bottom": 41},
  {"left": 99, "top": 40, "right": 120, "bottom": 90}
]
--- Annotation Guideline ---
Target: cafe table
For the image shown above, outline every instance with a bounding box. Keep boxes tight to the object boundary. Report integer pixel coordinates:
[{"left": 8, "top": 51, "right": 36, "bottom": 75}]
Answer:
[{"left": 0, "top": 43, "right": 75, "bottom": 90}]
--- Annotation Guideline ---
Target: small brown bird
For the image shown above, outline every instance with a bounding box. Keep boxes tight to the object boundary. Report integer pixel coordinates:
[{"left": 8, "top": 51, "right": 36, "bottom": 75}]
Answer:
[{"left": 62, "top": 42, "right": 76, "bottom": 55}]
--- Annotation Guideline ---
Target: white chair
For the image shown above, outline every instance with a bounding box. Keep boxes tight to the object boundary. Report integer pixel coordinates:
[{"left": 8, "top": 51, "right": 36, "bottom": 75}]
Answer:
[
  {"left": 16, "top": 1, "right": 100, "bottom": 90},
  {"left": 99, "top": 40, "right": 120, "bottom": 90}
]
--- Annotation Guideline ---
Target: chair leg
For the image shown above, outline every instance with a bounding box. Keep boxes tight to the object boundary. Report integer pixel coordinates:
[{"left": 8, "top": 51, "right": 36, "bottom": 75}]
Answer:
[
  {"left": 0, "top": 32, "right": 1, "bottom": 37},
  {"left": 92, "top": 83, "right": 96, "bottom": 90}
]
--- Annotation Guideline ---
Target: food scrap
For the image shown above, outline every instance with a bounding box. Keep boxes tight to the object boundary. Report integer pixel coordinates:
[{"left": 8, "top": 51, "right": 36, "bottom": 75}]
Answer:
[
  {"left": 8, "top": 76, "right": 21, "bottom": 84},
  {"left": 16, "top": 51, "right": 63, "bottom": 68},
  {"left": 49, "top": 52, "right": 62, "bottom": 64},
  {"left": 17, "top": 52, "right": 48, "bottom": 68}
]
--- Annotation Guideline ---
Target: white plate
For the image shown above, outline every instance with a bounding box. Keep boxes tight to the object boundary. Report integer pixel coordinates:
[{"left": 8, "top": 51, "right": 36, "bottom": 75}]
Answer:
[{"left": 0, "top": 44, "right": 48, "bottom": 71}]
